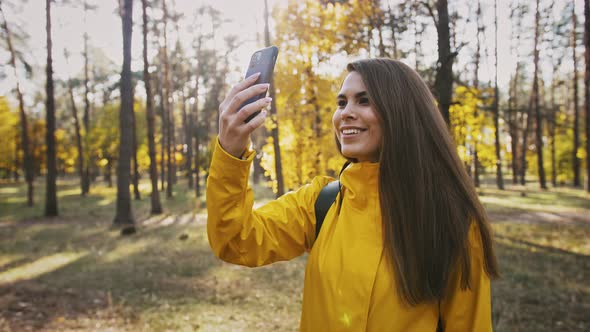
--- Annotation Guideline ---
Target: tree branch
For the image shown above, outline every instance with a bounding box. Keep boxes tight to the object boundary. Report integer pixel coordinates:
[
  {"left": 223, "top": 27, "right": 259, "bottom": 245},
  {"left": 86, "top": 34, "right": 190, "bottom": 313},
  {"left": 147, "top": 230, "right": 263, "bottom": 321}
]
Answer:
[{"left": 421, "top": 1, "right": 438, "bottom": 31}]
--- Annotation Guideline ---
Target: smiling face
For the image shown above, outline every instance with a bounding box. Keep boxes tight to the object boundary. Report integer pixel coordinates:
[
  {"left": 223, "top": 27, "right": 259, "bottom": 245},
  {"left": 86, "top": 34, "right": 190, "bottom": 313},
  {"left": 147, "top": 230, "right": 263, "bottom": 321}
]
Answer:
[{"left": 333, "top": 71, "right": 382, "bottom": 163}]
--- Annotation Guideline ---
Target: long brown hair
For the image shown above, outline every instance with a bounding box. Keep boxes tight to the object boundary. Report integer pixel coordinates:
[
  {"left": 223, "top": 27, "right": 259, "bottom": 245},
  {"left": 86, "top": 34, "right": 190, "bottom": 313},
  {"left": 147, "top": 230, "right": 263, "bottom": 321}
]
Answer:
[{"left": 344, "top": 58, "right": 499, "bottom": 305}]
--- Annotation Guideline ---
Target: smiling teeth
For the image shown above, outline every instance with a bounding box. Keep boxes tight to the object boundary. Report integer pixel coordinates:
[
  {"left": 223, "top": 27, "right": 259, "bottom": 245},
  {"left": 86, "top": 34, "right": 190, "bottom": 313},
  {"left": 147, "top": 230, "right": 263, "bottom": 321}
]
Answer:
[{"left": 343, "top": 129, "right": 361, "bottom": 134}]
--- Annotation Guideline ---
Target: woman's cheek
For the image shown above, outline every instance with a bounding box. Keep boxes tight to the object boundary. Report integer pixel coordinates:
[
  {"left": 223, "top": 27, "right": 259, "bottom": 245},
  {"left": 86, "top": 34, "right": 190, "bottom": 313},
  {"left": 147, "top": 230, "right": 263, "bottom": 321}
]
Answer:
[{"left": 332, "top": 110, "right": 340, "bottom": 136}]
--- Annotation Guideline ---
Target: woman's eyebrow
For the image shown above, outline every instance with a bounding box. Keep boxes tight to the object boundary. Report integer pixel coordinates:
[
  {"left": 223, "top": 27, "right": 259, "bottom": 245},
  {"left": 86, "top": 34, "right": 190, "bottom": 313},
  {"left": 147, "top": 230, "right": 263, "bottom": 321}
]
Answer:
[{"left": 337, "top": 91, "right": 368, "bottom": 99}]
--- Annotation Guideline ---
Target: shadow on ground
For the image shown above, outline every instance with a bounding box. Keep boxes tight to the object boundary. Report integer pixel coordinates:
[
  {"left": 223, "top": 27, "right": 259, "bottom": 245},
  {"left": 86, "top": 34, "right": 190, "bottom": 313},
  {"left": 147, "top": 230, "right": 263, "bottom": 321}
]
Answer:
[{"left": 0, "top": 178, "right": 589, "bottom": 331}]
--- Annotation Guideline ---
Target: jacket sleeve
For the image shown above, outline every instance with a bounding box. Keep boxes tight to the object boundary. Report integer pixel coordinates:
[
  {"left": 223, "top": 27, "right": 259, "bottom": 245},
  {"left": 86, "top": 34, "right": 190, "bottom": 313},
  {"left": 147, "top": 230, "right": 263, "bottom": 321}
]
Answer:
[
  {"left": 441, "top": 223, "right": 493, "bottom": 332},
  {"left": 206, "top": 138, "right": 333, "bottom": 267}
]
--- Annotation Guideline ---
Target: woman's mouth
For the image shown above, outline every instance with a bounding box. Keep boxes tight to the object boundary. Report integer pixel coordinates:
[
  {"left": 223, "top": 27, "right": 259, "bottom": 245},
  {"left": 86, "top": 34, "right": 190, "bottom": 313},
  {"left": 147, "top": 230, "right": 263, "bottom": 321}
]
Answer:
[{"left": 341, "top": 127, "right": 367, "bottom": 137}]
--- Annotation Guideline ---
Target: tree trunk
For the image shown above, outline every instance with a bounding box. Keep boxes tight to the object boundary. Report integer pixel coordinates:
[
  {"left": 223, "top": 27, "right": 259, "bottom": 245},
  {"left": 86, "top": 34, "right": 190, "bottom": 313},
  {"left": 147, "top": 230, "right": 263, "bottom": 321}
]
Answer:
[
  {"left": 82, "top": 4, "right": 91, "bottom": 195},
  {"left": 181, "top": 89, "right": 192, "bottom": 188},
  {"left": 304, "top": 62, "right": 322, "bottom": 174},
  {"left": 413, "top": 3, "right": 421, "bottom": 70},
  {"left": 45, "top": 0, "right": 58, "bottom": 216},
  {"left": 532, "top": 0, "right": 547, "bottom": 189},
  {"left": 162, "top": 0, "right": 174, "bottom": 198},
  {"left": 106, "top": 157, "right": 113, "bottom": 187},
  {"left": 549, "top": 77, "right": 557, "bottom": 187},
  {"left": 573, "top": 3, "right": 582, "bottom": 187},
  {"left": 185, "top": 87, "right": 194, "bottom": 189},
  {"left": 131, "top": 88, "right": 141, "bottom": 200},
  {"left": 141, "top": 0, "right": 162, "bottom": 214},
  {"left": 68, "top": 81, "right": 85, "bottom": 196},
  {"left": 193, "top": 37, "right": 202, "bottom": 197},
  {"left": 1, "top": 3, "right": 34, "bottom": 206},
  {"left": 265, "top": 0, "right": 284, "bottom": 197},
  {"left": 194, "top": 80, "right": 201, "bottom": 197},
  {"left": 13, "top": 132, "right": 19, "bottom": 182},
  {"left": 509, "top": 2, "right": 524, "bottom": 185},
  {"left": 388, "top": 5, "right": 398, "bottom": 59},
  {"left": 509, "top": 61, "right": 521, "bottom": 185},
  {"left": 520, "top": 92, "right": 533, "bottom": 186},
  {"left": 170, "top": 101, "right": 177, "bottom": 185},
  {"left": 113, "top": 0, "right": 135, "bottom": 227},
  {"left": 493, "top": 0, "right": 504, "bottom": 189},
  {"left": 157, "top": 67, "right": 166, "bottom": 192},
  {"left": 251, "top": 132, "right": 265, "bottom": 184},
  {"left": 585, "top": 0, "right": 590, "bottom": 192},
  {"left": 434, "top": 0, "right": 453, "bottom": 125},
  {"left": 472, "top": 0, "right": 482, "bottom": 187},
  {"left": 369, "top": 2, "right": 386, "bottom": 57},
  {"left": 510, "top": 118, "right": 519, "bottom": 184}
]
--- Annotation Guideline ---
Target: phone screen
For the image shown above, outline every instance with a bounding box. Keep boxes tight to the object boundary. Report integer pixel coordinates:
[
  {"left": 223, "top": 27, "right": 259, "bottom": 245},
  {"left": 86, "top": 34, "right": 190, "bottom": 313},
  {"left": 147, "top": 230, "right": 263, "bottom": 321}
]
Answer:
[{"left": 241, "top": 46, "right": 278, "bottom": 122}]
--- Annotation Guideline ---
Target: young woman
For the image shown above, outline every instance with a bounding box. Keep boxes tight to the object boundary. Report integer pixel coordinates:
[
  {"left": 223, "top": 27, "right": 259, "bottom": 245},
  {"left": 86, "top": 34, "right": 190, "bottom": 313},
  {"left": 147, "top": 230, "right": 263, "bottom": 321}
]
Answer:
[{"left": 207, "top": 58, "right": 499, "bottom": 331}]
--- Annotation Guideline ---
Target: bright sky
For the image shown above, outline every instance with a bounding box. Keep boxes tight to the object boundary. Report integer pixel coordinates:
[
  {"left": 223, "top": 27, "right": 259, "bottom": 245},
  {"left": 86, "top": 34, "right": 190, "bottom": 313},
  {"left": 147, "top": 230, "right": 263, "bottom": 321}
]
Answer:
[
  {"left": 0, "top": 0, "right": 575, "bottom": 106},
  {"left": 0, "top": 0, "right": 277, "bottom": 100}
]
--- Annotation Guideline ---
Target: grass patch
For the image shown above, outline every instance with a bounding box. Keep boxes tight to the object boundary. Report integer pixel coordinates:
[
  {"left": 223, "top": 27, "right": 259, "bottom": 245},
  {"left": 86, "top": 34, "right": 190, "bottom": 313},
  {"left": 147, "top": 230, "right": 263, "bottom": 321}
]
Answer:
[{"left": 0, "top": 177, "right": 589, "bottom": 331}]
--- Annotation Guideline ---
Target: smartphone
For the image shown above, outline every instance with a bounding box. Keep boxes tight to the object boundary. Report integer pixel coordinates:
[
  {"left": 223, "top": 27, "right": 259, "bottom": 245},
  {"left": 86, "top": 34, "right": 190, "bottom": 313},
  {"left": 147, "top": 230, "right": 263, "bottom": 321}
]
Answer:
[{"left": 240, "top": 46, "right": 278, "bottom": 122}]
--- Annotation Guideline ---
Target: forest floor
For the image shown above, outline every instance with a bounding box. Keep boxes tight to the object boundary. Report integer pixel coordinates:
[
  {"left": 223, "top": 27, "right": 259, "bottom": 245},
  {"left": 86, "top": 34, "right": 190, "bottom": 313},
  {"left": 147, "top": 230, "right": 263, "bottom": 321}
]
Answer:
[{"left": 0, "top": 177, "right": 589, "bottom": 332}]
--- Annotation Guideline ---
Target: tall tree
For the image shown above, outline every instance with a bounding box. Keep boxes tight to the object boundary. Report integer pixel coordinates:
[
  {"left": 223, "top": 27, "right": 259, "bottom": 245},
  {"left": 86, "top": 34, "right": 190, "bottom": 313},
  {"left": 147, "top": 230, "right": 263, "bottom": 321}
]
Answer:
[
  {"left": 519, "top": 92, "right": 533, "bottom": 186},
  {"left": 64, "top": 50, "right": 85, "bottom": 196},
  {"left": 368, "top": 0, "right": 386, "bottom": 57},
  {"left": 131, "top": 87, "right": 140, "bottom": 200},
  {"left": 572, "top": 2, "right": 582, "bottom": 187},
  {"left": 548, "top": 0, "right": 564, "bottom": 188},
  {"left": 508, "top": 1, "right": 526, "bottom": 185},
  {"left": 493, "top": 0, "right": 504, "bottom": 189},
  {"left": 585, "top": 0, "right": 590, "bottom": 192},
  {"left": 413, "top": 2, "right": 424, "bottom": 70},
  {"left": 532, "top": 0, "right": 547, "bottom": 189},
  {"left": 162, "top": 0, "right": 174, "bottom": 198},
  {"left": 433, "top": 0, "right": 453, "bottom": 125},
  {"left": 265, "top": 0, "right": 284, "bottom": 197},
  {"left": 192, "top": 32, "right": 203, "bottom": 197},
  {"left": 170, "top": 35, "right": 190, "bottom": 188},
  {"left": 472, "top": 0, "right": 482, "bottom": 187},
  {"left": 113, "top": 0, "right": 135, "bottom": 229},
  {"left": 388, "top": 4, "right": 398, "bottom": 59},
  {"left": 548, "top": 68, "right": 558, "bottom": 187},
  {"left": 184, "top": 87, "right": 193, "bottom": 189},
  {"left": 45, "top": 0, "right": 58, "bottom": 216},
  {"left": 0, "top": 2, "right": 35, "bottom": 206},
  {"left": 141, "top": 0, "right": 162, "bottom": 213},
  {"left": 81, "top": 0, "right": 93, "bottom": 195},
  {"left": 156, "top": 49, "right": 166, "bottom": 192},
  {"left": 520, "top": 2, "right": 538, "bottom": 186}
]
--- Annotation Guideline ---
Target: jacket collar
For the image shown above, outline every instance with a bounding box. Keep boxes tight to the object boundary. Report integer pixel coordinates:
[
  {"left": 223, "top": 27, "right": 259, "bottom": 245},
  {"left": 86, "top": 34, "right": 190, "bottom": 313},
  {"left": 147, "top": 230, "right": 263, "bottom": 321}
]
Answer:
[{"left": 339, "top": 162, "right": 380, "bottom": 207}]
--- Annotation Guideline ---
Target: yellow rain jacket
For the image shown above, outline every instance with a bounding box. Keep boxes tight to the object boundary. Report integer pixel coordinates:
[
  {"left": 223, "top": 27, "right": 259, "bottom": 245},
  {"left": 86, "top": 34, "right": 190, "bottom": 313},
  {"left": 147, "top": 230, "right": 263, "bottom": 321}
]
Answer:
[{"left": 207, "top": 139, "right": 492, "bottom": 331}]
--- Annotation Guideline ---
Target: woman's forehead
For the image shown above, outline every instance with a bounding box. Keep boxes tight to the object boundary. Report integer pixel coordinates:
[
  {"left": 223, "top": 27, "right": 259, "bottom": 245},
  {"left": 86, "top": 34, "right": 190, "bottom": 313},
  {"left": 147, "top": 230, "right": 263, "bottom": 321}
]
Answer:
[{"left": 338, "top": 71, "right": 366, "bottom": 96}]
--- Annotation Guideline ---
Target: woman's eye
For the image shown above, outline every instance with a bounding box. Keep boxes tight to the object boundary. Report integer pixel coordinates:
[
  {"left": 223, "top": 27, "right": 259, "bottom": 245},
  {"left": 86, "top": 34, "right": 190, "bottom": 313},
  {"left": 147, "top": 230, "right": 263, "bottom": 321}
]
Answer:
[
  {"left": 337, "top": 100, "right": 347, "bottom": 108},
  {"left": 359, "top": 97, "right": 369, "bottom": 105}
]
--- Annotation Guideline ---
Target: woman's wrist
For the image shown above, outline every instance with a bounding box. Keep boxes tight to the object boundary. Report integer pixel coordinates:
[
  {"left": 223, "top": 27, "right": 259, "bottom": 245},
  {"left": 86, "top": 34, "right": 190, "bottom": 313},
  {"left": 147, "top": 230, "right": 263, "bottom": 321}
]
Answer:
[
  {"left": 216, "top": 137, "right": 253, "bottom": 161},
  {"left": 218, "top": 137, "right": 245, "bottom": 159}
]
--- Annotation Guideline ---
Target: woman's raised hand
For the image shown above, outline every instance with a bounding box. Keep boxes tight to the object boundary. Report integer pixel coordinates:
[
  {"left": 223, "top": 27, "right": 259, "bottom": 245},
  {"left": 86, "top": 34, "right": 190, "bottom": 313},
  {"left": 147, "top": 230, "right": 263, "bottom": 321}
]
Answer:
[{"left": 218, "top": 72, "right": 272, "bottom": 158}]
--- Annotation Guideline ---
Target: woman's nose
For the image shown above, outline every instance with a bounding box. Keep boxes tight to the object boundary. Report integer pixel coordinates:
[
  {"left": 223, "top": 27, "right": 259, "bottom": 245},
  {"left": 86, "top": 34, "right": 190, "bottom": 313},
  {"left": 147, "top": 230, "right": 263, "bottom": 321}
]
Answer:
[{"left": 340, "top": 104, "right": 356, "bottom": 120}]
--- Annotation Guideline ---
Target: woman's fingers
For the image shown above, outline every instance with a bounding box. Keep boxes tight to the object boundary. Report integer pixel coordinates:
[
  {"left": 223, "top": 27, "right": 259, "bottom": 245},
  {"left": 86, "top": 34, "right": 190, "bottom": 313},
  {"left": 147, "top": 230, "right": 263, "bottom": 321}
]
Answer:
[
  {"left": 243, "top": 110, "right": 268, "bottom": 133},
  {"left": 217, "top": 74, "right": 269, "bottom": 158},
  {"left": 220, "top": 73, "right": 261, "bottom": 113},
  {"left": 226, "top": 83, "right": 270, "bottom": 115},
  {"left": 235, "top": 96, "right": 272, "bottom": 123}
]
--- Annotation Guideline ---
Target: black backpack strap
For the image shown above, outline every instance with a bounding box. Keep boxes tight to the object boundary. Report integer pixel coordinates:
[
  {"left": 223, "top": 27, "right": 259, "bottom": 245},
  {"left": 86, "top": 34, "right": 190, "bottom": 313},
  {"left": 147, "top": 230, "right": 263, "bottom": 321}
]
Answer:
[
  {"left": 314, "top": 180, "right": 340, "bottom": 242},
  {"left": 313, "top": 161, "right": 350, "bottom": 245}
]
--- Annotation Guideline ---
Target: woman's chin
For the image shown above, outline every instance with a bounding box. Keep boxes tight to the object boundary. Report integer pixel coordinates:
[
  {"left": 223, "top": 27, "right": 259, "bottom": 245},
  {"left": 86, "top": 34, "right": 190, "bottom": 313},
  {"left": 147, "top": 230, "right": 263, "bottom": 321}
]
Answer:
[{"left": 340, "top": 150, "right": 356, "bottom": 160}]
